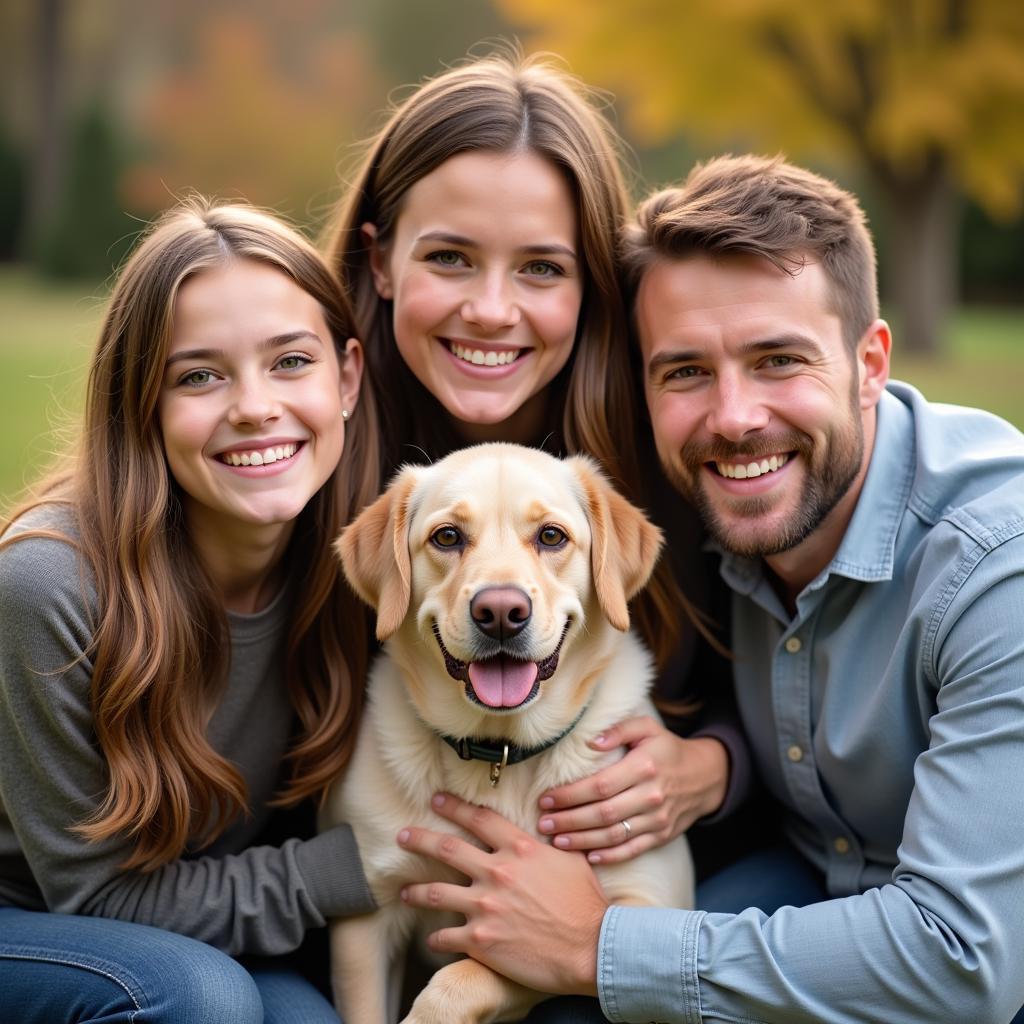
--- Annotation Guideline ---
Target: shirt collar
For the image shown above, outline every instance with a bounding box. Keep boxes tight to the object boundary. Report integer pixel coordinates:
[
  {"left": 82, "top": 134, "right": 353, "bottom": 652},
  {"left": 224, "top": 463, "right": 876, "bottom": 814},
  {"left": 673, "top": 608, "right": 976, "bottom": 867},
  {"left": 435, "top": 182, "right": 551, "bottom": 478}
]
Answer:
[{"left": 828, "top": 387, "right": 913, "bottom": 583}]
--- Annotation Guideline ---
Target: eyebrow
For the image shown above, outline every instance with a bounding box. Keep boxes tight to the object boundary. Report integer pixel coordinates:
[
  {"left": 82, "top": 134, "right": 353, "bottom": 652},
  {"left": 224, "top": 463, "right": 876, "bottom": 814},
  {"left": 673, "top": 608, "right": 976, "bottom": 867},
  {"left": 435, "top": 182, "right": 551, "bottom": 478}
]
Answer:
[
  {"left": 415, "top": 231, "right": 577, "bottom": 261},
  {"left": 165, "top": 330, "right": 323, "bottom": 367},
  {"left": 647, "top": 334, "right": 825, "bottom": 382}
]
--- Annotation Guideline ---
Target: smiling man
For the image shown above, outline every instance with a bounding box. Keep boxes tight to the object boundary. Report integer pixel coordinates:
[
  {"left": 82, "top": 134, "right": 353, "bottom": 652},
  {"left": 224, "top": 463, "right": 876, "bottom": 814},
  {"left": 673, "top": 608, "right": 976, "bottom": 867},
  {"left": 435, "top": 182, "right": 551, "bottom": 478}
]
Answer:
[{"left": 598, "top": 155, "right": 1024, "bottom": 1021}]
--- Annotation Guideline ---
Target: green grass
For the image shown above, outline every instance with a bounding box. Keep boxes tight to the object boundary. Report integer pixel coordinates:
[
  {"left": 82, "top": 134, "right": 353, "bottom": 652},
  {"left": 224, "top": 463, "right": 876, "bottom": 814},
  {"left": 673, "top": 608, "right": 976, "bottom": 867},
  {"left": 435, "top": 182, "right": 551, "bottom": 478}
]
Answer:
[
  {"left": 1, "top": 267, "right": 1022, "bottom": 506},
  {"left": 889, "top": 307, "right": 1024, "bottom": 425},
  {"left": 0, "top": 268, "right": 105, "bottom": 505}
]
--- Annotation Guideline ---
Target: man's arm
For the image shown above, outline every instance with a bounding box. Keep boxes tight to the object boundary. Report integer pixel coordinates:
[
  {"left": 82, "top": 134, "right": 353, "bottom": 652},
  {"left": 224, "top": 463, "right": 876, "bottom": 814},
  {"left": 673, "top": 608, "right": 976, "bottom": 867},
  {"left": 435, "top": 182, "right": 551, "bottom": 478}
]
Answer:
[{"left": 403, "top": 556, "right": 1024, "bottom": 1023}]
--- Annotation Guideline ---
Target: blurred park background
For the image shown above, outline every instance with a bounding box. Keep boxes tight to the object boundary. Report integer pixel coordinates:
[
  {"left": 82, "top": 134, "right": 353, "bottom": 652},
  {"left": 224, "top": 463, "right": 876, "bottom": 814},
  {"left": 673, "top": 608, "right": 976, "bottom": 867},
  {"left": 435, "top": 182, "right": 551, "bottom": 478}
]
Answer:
[{"left": 1, "top": 0, "right": 1022, "bottom": 505}]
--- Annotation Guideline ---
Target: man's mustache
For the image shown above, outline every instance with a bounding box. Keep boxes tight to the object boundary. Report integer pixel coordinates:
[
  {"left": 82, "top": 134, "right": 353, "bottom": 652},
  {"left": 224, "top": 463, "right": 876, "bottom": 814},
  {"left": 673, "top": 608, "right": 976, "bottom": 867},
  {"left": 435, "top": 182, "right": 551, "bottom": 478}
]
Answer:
[{"left": 681, "top": 431, "right": 812, "bottom": 466}]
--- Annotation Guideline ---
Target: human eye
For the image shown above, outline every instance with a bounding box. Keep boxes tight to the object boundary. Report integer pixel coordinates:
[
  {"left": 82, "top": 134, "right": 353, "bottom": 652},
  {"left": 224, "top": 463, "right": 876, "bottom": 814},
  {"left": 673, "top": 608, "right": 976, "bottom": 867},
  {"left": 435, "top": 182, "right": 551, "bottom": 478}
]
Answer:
[
  {"left": 275, "top": 353, "right": 312, "bottom": 371},
  {"left": 664, "top": 365, "right": 706, "bottom": 383},
  {"left": 176, "top": 368, "right": 218, "bottom": 388},
  {"left": 761, "top": 354, "right": 800, "bottom": 370},
  {"left": 521, "top": 259, "right": 564, "bottom": 279},
  {"left": 426, "top": 250, "right": 468, "bottom": 269}
]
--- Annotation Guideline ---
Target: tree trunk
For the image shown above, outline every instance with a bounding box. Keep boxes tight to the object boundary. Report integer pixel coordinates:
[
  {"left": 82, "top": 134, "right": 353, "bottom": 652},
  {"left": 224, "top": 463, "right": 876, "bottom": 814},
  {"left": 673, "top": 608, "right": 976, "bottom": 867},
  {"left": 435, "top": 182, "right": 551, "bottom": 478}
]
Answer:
[
  {"left": 878, "top": 163, "right": 959, "bottom": 356},
  {"left": 26, "top": 0, "right": 67, "bottom": 256}
]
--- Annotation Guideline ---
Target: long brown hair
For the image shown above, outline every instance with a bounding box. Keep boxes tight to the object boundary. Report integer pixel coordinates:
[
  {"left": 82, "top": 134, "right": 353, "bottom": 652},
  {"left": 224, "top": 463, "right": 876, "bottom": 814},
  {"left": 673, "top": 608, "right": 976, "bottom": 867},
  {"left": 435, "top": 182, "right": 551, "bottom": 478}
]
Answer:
[
  {"left": 1, "top": 198, "right": 379, "bottom": 870},
  {"left": 325, "top": 49, "right": 687, "bottom": 670}
]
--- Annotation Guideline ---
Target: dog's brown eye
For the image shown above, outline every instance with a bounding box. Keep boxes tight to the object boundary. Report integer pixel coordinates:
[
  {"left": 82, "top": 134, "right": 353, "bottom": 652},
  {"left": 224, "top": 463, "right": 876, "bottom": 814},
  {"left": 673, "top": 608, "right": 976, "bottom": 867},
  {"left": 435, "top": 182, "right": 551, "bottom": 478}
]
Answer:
[
  {"left": 431, "top": 526, "right": 464, "bottom": 549},
  {"left": 537, "top": 526, "right": 567, "bottom": 548}
]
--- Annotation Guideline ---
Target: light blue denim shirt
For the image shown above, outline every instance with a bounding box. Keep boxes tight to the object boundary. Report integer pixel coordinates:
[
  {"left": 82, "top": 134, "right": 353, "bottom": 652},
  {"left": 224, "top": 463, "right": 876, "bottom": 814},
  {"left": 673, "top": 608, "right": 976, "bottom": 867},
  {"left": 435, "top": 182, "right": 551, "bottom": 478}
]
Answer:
[{"left": 598, "top": 382, "right": 1024, "bottom": 1023}]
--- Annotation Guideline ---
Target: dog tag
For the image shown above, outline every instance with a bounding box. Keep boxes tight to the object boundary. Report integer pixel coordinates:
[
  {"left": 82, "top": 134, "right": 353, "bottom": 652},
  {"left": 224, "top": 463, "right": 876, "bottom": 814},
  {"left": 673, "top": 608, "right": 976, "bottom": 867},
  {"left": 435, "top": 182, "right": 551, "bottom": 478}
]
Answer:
[{"left": 489, "top": 743, "right": 510, "bottom": 787}]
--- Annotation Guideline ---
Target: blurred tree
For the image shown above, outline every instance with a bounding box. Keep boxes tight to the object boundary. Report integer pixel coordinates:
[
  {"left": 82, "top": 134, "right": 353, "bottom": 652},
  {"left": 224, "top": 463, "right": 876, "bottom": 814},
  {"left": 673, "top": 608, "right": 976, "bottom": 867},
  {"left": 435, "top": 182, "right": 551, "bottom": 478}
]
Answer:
[
  {"left": 0, "top": 127, "right": 26, "bottom": 260},
  {"left": 35, "top": 104, "right": 136, "bottom": 279},
  {"left": 961, "top": 201, "right": 1024, "bottom": 303},
  {"left": 5, "top": 0, "right": 129, "bottom": 266},
  {"left": 124, "top": 11, "right": 380, "bottom": 227},
  {"left": 24, "top": 0, "right": 68, "bottom": 263},
  {"left": 352, "top": 0, "right": 511, "bottom": 85},
  {"left": 499, "top": 0, "right": 1024, "bottom": 353}
]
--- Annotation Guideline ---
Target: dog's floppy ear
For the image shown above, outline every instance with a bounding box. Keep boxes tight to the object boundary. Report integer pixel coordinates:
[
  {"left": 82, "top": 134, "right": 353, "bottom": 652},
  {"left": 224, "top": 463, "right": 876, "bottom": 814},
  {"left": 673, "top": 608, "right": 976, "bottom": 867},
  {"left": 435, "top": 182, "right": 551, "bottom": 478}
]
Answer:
[
  {"left": 336, "top": 468, "right": 419, "bottom": 641},
  {"left": 571, "top": 456, "right": 663, "bottom": 632}
]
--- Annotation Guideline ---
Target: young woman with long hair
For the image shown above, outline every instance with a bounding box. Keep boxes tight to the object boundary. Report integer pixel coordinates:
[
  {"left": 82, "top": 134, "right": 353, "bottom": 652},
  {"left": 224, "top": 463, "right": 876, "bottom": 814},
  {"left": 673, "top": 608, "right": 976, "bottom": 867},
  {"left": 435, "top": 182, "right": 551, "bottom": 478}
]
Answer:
[
  {"left": 0, "top": 199, "right": 379, "bottom": 1023},
  {"left": 325, "top": 48, "right": 738, "bottom": 901}
]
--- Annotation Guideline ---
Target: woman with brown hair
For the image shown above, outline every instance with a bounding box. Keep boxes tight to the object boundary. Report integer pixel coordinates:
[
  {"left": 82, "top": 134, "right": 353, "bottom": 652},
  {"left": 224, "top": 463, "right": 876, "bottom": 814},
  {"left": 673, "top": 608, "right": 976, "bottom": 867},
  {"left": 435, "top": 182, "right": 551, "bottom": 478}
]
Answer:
[
  {"left": 0, "top": 199, "right": 379, "bottom": 1022},
  {"left": 325, "top": 45, "right": 736, "bottom": 912}
]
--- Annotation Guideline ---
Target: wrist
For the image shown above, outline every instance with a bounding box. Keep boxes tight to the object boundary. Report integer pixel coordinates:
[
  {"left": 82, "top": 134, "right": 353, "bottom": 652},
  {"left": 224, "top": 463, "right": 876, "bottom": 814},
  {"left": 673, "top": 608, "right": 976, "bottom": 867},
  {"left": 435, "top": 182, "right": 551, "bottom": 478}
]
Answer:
[
  {"left": 689, "top": 736, "right": 730, "bottom": 818},
  {"left": 566, "top": 905, "right": 605, "bottom": 997}
]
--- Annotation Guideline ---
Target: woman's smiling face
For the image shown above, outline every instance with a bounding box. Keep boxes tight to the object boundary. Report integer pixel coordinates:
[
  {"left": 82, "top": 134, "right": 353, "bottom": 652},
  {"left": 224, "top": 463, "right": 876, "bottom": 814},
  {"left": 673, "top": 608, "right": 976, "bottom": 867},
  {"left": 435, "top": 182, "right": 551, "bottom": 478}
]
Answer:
[
  {"left": 369, "top": 149, "right": 583, "bottom": 442},
  {"left": 158, "top": 258, "right": 362, "bottom": 545}
]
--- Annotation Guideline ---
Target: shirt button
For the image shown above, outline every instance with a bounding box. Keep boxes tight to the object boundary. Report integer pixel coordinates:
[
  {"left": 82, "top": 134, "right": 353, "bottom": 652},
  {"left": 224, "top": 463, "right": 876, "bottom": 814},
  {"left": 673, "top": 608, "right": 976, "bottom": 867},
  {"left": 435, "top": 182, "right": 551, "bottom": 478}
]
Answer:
[
  {"left": 786, "top": 744, "right": 804, "bottom": 763},
  {"left": 834, "top": 836, "right": 851, "bottom": 854},
  {"left": 784, "top": 636, "right": 802, "bottom": 653}
]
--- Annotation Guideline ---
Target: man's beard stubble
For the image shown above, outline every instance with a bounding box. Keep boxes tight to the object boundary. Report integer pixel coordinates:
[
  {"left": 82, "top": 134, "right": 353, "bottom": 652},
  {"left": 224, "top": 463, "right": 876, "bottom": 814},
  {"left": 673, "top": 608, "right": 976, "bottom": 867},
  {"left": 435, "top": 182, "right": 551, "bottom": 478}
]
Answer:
[{"left": 663, "top": 413, "right": 865, "bottom": 560}]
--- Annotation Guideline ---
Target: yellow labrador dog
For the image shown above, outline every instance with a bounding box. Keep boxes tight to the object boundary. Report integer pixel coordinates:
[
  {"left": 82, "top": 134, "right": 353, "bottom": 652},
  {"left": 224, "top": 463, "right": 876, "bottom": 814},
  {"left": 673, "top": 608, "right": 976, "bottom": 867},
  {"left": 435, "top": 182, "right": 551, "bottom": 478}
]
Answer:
[{"left": 322, "top": 443, "right": 694, "bottom": 1024}]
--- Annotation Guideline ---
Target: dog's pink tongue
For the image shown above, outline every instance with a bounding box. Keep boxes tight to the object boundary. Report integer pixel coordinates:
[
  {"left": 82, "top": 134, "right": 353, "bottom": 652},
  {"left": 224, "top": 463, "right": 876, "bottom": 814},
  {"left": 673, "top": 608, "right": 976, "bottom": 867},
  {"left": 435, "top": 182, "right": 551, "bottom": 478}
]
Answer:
[{"left": 467, "top": 656, "right": 539, "bottom": 708}]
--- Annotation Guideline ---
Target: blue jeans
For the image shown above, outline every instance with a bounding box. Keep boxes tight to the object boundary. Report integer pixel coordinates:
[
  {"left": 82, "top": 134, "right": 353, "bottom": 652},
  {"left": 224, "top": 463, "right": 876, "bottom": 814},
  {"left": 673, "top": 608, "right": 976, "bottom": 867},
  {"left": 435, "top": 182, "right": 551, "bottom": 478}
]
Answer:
[
  {"left": 695, "top": 840, "right": 828, "bottom": 914},
  {"left": 0, "top": 908, "right": 339, "bottom": 1024}
]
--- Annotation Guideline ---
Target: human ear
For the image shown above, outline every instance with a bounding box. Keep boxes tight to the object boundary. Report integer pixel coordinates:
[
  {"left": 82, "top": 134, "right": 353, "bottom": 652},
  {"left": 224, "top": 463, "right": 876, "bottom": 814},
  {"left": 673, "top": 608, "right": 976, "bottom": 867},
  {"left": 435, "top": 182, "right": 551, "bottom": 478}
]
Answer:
[
  {"left": 338, "top": 337, "right": 363, "bottom": 416},
  {"left": 361, "top": 222, "right": 394, "bottom": 300},
  {"left": 856, "top": 319, "right": 891, "bottom": 410}
]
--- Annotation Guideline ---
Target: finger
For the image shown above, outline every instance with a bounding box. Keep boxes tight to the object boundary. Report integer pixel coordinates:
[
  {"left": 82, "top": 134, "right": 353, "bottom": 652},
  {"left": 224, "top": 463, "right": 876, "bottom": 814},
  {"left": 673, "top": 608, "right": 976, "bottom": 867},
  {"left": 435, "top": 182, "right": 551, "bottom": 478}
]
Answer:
[
  {"left": 424, "top": 922, "right": 474, "bottom": 957},
  {"left": 397, "top": 824, "right": 488, "bottom": 878},
  {"left": 400, "top": 880, "right": 474, "bottom": 916},
  {"left": 428, "top": 792, "right": 532, "bottom": 850},
  {"left": 585, "top": 830, "right": 659, "bottom": 866},
  {"left": 549, "top": 812, "right": 657, "bottom": 852},
  {"left": 538, "top": 758, "right": 638, "bottom": 814},
  {"left": 539, "top": 786, "right": 638, "bottom": 837},
  {"left": 588, "top": 715, "right": 661, "bottom": 751}
]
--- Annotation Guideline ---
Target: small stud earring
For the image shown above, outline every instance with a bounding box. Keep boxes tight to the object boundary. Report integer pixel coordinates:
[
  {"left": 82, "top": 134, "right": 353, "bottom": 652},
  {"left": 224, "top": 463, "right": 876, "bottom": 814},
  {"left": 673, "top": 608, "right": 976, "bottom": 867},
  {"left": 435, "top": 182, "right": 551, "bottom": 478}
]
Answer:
[{"left": 341, "top": 409, "right": 350, "bottom": 420}]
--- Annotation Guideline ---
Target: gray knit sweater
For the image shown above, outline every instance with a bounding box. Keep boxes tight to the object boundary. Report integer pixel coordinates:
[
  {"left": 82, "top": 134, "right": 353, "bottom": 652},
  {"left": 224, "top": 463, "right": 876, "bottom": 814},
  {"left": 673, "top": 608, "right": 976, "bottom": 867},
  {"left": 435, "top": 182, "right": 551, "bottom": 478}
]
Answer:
[{"left": 0, "top": 510, "right": 375, "bottom": 956}]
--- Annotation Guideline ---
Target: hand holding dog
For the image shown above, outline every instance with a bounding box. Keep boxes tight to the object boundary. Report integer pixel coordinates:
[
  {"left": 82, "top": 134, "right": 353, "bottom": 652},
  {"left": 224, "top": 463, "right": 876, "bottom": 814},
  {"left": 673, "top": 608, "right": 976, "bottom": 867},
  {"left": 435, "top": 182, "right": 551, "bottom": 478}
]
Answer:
[
  {"left": 399, "top": 793, "right": 606, "bottom": 997},
  {"left": 536, "top": 716, "right": 729, "bottom": 864}
]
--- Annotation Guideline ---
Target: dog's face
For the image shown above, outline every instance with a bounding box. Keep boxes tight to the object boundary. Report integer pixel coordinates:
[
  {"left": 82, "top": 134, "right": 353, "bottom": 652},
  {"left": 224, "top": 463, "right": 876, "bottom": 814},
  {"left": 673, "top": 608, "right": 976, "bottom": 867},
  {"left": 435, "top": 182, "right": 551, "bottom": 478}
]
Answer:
[{"left": 339, "top": 444, "right": 662, "bottom": 732}]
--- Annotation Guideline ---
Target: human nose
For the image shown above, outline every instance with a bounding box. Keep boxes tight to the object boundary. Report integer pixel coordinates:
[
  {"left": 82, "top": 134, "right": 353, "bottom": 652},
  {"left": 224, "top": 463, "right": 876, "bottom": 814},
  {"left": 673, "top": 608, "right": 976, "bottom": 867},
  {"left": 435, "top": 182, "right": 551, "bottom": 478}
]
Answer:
[
  {"left": 704, "top": 371, "right": 770, "bottom": 440},
  {"left": 227, "top": 374, "right": 282, "bottom": 428},
  {"left": 460, "top": 271, "right": 520, "bottom": 332}
]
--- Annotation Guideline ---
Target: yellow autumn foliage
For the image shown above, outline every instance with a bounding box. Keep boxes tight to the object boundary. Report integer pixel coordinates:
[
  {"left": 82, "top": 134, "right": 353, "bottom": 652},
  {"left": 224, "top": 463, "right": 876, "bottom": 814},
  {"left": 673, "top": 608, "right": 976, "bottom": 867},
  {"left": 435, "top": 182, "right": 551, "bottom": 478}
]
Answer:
[{"left": 500, "top": 0, "right": 1024, "bottom": 217}]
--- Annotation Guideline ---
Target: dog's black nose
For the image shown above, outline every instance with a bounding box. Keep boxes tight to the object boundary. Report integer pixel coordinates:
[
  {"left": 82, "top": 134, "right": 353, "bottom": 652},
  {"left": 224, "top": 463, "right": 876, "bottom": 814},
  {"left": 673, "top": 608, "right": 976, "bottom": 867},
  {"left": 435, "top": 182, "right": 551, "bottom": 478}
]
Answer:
[{"left": 470, "top": 586, "right": 532, "bottom": 641}]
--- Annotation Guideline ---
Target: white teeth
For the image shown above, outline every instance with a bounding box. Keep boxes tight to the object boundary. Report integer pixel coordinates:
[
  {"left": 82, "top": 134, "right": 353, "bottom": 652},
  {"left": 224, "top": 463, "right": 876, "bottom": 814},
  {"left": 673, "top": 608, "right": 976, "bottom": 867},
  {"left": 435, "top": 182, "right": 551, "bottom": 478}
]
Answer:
[
  {"left": 715, "top": 453, "right": 789, "bottom": 479},
  {"left": 450, "top": 342, "right": 519, "bottom": 366},
  {"left": 222, "top": 443, "right": 298, "bottom": 467}
]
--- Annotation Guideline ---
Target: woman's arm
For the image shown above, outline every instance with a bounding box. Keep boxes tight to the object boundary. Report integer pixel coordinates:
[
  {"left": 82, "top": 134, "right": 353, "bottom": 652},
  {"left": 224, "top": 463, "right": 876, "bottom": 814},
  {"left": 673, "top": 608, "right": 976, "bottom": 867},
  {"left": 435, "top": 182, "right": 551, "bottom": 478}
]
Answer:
[{"left": 0, "top": 531, "right": 374, "bottom": 956}]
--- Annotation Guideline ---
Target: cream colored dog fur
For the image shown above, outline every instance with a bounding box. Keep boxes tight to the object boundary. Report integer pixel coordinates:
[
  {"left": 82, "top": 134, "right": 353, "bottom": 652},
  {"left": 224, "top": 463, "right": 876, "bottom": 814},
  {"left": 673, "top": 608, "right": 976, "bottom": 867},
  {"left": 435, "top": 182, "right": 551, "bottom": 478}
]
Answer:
[{"left": 321, "top": 443, "right": 694, "bottom": 1023}]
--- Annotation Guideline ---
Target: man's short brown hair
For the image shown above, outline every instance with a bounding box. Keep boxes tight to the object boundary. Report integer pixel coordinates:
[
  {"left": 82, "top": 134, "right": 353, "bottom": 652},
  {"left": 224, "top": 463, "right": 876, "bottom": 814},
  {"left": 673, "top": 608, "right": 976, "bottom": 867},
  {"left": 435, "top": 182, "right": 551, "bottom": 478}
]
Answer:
[{"left": 622, "top": 154, "right": 878, "bottom": 349}]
